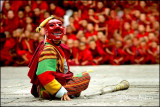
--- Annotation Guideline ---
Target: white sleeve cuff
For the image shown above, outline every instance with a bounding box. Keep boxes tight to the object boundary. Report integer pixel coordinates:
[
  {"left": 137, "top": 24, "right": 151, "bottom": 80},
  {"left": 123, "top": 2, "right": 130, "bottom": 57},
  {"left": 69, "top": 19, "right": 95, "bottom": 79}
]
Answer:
[{"left": 55, "top": 86, "right": 68, "bottom": 98}]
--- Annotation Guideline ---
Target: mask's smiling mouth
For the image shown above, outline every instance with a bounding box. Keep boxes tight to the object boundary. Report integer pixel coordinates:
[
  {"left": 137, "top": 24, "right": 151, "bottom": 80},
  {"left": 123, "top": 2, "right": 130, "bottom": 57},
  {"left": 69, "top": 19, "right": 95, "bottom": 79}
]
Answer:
[
  {"left": 52, "top": 33, "right": 62, "bottom": 35},
  {"left": 52, "top": 28, "right": 62, "bottom": 36}
]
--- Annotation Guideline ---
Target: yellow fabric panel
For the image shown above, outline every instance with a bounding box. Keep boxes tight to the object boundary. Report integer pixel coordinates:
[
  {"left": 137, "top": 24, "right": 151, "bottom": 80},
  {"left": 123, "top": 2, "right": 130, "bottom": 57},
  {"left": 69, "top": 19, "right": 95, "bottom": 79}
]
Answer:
[
  {"left": 41, "top": 50, "right": 57, "bottom": 55},
  {"left": 43, "top": 46, "right": 55, "bottom": 50},
  {"left": 44, "top": 79, "right": 61, "bottom": 95},
  {"left": 39, "top": 56, "right": 57, "bottom": 62},
  {"left": 39, "top": 45, "right": 58, "bottom": 62}
]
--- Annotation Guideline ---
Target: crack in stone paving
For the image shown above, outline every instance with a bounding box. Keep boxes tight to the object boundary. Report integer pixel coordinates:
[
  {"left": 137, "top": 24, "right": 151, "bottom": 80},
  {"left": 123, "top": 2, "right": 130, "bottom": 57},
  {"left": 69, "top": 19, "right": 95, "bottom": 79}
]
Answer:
[
  {"left": 2, "top": 98, "right": 19, "bottom": 105},
  {"left": 2, "top": 85, "right": 30, "bottom": 88}
]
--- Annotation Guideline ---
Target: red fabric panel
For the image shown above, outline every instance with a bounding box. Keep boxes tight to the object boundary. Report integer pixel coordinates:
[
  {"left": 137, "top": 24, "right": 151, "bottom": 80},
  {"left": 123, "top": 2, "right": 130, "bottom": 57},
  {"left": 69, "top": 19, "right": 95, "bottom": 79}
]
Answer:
[{"left": 38, "top": 71, "right": 56, "bottom": 86}]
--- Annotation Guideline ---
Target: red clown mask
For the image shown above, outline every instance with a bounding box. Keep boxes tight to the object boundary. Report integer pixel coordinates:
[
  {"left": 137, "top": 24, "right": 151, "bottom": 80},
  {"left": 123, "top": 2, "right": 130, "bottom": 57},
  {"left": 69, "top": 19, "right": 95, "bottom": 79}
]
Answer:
[{"left": 45, "top": 19, "right": 65, "bottom": 41}]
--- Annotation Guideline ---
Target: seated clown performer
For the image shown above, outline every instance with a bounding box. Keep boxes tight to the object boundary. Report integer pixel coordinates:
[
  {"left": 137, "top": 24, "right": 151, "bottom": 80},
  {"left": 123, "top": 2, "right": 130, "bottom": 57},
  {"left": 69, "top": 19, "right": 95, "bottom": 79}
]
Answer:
[{"left": 27, "top": 15, "right": 91, "bottom": 101}]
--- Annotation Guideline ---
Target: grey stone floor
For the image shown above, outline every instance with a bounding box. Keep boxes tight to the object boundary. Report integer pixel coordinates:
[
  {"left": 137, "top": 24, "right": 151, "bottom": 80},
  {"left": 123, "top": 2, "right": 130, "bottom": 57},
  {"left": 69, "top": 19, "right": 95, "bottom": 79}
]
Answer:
[{"left": 1, "top": 65, "right": 159, "bottom": 106}]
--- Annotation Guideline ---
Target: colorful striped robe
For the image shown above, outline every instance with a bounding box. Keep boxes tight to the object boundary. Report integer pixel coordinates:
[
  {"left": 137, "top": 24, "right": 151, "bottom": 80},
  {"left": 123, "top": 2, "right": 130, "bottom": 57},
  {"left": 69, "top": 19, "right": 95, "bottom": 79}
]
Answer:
[{"left": 36, "top": 41, "right": 72, "bottom": 98}]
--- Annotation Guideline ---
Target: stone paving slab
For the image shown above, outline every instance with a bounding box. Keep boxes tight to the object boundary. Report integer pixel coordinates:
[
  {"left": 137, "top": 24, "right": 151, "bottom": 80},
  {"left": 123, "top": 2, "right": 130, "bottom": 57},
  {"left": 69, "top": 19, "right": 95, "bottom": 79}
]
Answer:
[{"left": 1, "top": 65, "right": 159, "bottom": 106}]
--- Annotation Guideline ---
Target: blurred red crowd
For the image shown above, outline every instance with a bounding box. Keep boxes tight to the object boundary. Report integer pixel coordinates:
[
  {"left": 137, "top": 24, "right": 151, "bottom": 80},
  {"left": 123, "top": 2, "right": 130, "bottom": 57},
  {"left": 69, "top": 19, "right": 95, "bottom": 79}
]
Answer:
[{"left": 0, "top": 0, "right": 159, "bottom": 66}]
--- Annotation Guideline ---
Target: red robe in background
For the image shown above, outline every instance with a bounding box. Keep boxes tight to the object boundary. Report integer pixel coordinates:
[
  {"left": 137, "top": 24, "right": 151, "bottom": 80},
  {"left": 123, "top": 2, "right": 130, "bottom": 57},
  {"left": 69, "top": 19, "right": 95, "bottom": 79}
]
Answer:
[
  {"left": 134, "top": 47, "right": 146, "bottom": 64},
  {"left": 63, "top": 1, "right": 75, "bottom": 9},
  {"left": 1, "top": 38, "right": 16, "bottom": 65},
  {"left": 69, "top": 48, "right": 93, "bottom": 66},
  {"left": 96, "top": 39, "right": 109, "bottom": 63},
  {"left": 103, "top": 45, "right": 115, "bottom": 64},
  {"left": 94, "top": 2, "right": 105, "bottom": 14},
  {"left": 68, "top": 47, "right": 79, "bottom": 60},
  {"left": 73, "top": 19, "right": 80, "bottom": 31},
  {"left": 50, "top": 6, "right": 65, "bottom": 17},
  {"left": 76, "top": 1, "right": 90, "bottom": 20},
  {"left": 87, "top": 14, "right": 98, "bottom": 24},
  {"left": 17, "top": 38, "right": 35, "bottom": 65},
  {"left": 136, "top": 45, "right": 148, "bottom": 63},
  {"left": 4, "top": 17, "right": 19, "bottom": 33},
  {"left": 78, "top": 49, "right": 93, "bottom": 65},
  {"left": 146, "top": 47, "right": 157, "bottom": 64},
  {"left": 2, "top": 1, "right": 10, "bottom": 17},
  {"left": 137, "top": 32, "right": 149, "bottom": 39},
  {"left": 85, "top": 31, "right": 97, "bottom": 39},
  {"left": 72, "top": 47, "right": 79, "bottom": 59},
  {"left": 10, "top": 1, "right": 27, "bottom": 13},
  {"left": 124, "top": 45, "right": 137, "bottom": 64},
  {"left": 121, "top": 29, "right": 134, "bottom": 38},
  {"left": 66, "top": 33, "right": 77, "bottom": 40},
  {"left": 96, "top": 39, "right": 109, "bottom": 53},
  {"left": 31, "top": 1, "right": 48, "bottom": 11},
  {"left": 97, "top": 21, "right": 107, "bottom": 29},
  {"left": 89, "top": 46, "right": 105, "bottom": 65},
  {"left": 112, "top": 47, "right": 126, "bottom": 65},
  {"left": 107, "top": 18, "right": 121, "bottom": 39},
  {"left": 17, "top": 17, "right": 26, "bottom": 29},
  {"left": 24, "top": 11, "right": 33, "bottom": 17},
  {"left": 32, "top": 13, "right": 44, "bottom": 27}
]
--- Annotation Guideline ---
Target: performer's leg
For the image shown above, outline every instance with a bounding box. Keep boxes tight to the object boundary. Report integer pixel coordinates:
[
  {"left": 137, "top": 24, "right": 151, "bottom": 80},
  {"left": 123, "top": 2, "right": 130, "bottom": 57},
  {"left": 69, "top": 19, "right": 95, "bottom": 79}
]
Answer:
[
  {"left": 64, "top": 71, "right": 90, "bottom": 97},
  {"left": 36, "top": 72, "right": 90, "bottom": 99}
]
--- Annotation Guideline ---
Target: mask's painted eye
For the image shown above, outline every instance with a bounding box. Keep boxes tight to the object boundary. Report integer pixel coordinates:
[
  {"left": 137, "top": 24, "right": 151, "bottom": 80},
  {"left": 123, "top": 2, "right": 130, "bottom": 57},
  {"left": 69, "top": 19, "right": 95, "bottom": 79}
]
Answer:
[
  {"left": 58, "top": 24, "right": 62, "bottom": 26},
  {"left": 49, "top": 24, "right": 54, "bottom": 27}
]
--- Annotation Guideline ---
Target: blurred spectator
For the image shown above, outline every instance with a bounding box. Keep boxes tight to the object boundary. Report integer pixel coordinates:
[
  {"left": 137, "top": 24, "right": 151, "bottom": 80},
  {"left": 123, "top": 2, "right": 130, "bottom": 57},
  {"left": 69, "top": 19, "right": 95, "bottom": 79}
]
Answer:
[
  {"left": 32, "top": 8, "right": 42, "bottom": 27},
  {"left": 32, "top": 33, "right": 40, "bottom": 50},
  {"left": 66, "top": 25, "right": 77, "bottom": 40},
  {"left": 32, "top": 1, "right": 48, "bottom": 13},
  {"left": 123, "top": 38, "right": 136, "bottom": 64},
  {"left": 147, "top": 41, "right": 158, "bottom": 64},
  {"left": 1, "top": 31, "right": 16, "bottom": 66},
  {"left": 49, "top": 3, "right": 65, "bottom": 20},
  {"left": 112, "top": 41, "right": 126, "bottom": 65},
  {"left": 17, "top": 30, "right": 35, "bottom": 65},
  {"left": 17, "top": 10, "right": 26, "bottom": 29},
  {"left": 3, "top": 10, "right": 18, "bottom": 33},
  {"left": 95, "top": 15, "right": 107, "bottom": 32},
  {"left": 95, "top": 1, "right": 105, "bottom": 15},
  {"left": 85, "top": 23, "right": 97, "bottom": 39},
  {"left": 24, "top": 5, "right": 33, "bottom": 17},
  {"left": 137, "top": 24, "right": 149, "bottom": 39},
  {"left": 69, "top": 42, "right": 93, "bottom": 66},
  {"left": 87, "top": 8, "right": 99, "bottom": 24},
  {"left": 2, "top": 1, "right": 11, "bottom": 17},
  {"left": 89, "top": 39, "right": 105, "bottom": 65}
]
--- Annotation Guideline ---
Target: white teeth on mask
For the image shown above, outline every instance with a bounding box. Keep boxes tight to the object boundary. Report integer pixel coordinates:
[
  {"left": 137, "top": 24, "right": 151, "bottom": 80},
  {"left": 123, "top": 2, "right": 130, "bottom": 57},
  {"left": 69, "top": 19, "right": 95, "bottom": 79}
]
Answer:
[{"left": 52, "top": 33, "right": 62, "bottom": 35}]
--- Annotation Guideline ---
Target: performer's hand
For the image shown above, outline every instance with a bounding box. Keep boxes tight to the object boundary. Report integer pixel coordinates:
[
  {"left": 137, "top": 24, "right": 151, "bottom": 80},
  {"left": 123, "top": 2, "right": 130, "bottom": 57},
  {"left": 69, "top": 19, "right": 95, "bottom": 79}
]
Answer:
[{"left": 61, "top": 93, "right": 71, "bottom": 101}]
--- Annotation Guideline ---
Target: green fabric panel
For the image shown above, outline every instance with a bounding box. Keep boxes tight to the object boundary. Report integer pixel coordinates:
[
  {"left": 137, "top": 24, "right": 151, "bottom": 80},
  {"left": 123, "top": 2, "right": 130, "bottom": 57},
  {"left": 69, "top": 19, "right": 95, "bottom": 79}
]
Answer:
[
  {"left": 40, "top": 87, "right": 45, "bottom": 98},
  {"left": 36, "top": 59, "right": 57, "bottom": 75},
  {"left": 45, "top": 42, "right": 50, "bottom": 45},
  {"left": 74, "top": 72, "right": 82, "bottom": 77},
  {"left": 41, "top": 87, "right": 45, "bottom": 91}
]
